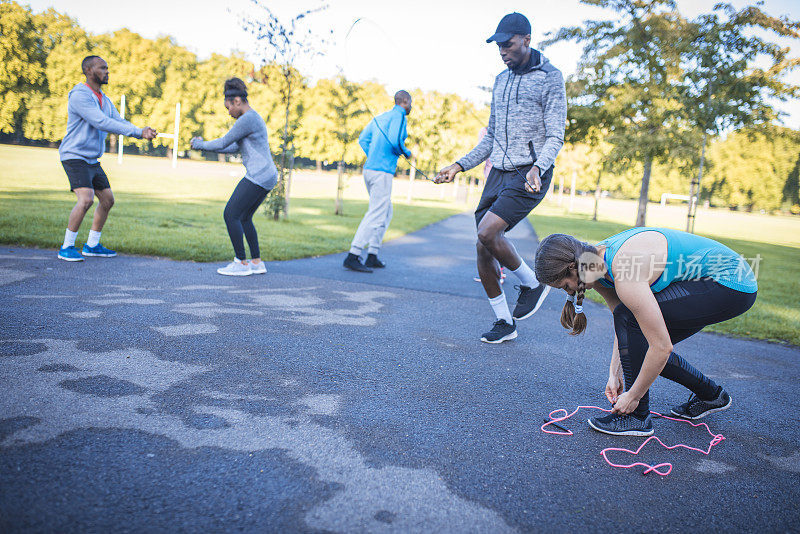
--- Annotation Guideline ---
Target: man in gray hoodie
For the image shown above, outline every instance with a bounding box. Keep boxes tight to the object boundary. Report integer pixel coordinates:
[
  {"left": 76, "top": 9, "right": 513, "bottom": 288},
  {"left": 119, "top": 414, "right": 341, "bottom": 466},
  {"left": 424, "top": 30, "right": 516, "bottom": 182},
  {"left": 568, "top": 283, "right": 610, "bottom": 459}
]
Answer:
[
  {"left": 57, "top": 55, "right": 157, "bottom": 262},
  {"left": 436, "top": 12, "right": 567, "bottom": 343}
]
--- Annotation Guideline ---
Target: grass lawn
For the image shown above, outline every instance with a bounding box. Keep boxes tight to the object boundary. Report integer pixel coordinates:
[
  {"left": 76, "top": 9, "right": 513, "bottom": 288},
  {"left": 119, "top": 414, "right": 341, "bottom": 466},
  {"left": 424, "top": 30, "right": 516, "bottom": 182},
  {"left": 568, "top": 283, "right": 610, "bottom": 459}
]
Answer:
[
  {"left": 530, "top": 202, "right": 800, "bottom": 346},
  {"left": 0, "top": 145, "right": 463, "bottom": 262}
]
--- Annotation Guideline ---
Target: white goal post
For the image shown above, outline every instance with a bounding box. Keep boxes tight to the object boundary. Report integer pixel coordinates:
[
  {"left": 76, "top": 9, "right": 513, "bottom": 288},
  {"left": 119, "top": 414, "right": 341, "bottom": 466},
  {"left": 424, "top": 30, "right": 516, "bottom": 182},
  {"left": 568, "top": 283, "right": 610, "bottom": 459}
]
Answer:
[{"left": 117, "top": 96, "right": 181, "bottom": 168}]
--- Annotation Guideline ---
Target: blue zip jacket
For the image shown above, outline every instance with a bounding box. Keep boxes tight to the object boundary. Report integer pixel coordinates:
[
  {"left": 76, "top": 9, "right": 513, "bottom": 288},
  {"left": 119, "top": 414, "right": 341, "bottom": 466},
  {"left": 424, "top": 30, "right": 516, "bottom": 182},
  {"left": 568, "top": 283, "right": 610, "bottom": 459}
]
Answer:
[
  {"left": 59, "top": 83, "right": 143, "bottom": 163},
  {"left": 358, "top": 105, "right": 411, "bottom": 174}
]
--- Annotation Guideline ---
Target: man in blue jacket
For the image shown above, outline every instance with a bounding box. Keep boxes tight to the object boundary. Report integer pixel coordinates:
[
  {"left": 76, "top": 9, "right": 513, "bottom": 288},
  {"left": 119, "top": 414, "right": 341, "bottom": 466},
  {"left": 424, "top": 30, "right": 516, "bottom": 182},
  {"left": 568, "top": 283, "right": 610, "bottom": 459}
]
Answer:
[
  {"left": 57, "top": 55, "right": 157, "bottom": 262},
  {"left": 343, "top": 90, "right": 412, "bottom": 272}
]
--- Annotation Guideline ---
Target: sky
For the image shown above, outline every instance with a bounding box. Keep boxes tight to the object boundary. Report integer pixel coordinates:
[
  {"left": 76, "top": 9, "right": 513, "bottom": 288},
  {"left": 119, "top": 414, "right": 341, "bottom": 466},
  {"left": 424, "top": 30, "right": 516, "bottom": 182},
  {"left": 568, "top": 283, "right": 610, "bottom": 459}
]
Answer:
[{"left": 23, "top": 0, "right": 800, "bottom": 128}]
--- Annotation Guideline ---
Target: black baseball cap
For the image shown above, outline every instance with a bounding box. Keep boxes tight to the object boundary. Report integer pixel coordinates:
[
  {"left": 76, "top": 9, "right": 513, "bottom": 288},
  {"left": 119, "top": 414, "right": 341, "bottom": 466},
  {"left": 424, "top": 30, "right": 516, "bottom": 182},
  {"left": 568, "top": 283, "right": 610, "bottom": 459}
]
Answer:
[{"left": 486, "top": 12, "right": 531, "bottom": 44}]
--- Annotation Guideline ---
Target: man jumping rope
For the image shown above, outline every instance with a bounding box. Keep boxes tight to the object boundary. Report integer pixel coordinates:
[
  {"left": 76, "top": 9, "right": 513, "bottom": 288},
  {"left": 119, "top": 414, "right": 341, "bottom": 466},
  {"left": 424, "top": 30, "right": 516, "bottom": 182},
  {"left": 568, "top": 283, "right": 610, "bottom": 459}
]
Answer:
[
  {"left": 435, "top": 13, "right": 567, "bottom": 343},
  {"left": 343, "top": 90, "right": 412, "bottom": 273},
  {"left": 58, "top": 55, "right": 157, "bottom": 261}
]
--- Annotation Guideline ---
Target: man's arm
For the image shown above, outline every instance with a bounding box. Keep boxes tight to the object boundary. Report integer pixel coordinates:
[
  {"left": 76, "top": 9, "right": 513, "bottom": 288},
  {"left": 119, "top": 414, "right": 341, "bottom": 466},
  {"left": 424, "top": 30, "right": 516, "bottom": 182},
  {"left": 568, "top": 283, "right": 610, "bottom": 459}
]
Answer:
[
  {"left": 72, "top": 92, "right": 143, "bottom": 138},
  {"left": 358, "top": 121, "right": 373, "bottom": 155},
  {"left": 397, "top": 115, "right": 411, "bottom": 158},
  {"left": 533, "top": 69, "right": 567, "bottom": 174}
]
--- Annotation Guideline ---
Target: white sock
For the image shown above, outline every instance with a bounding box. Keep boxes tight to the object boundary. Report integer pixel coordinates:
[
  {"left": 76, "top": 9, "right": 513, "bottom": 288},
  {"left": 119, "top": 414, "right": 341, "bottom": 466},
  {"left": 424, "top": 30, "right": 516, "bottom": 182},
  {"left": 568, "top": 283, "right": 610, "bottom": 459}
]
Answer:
[
  {"left": 63, "top": 229, "right": 78, "bottom": 248},
  {"left": 488, "top": 293, "right": 513, "bottom": 323},
  {"left": 511, "top": 261, "right": 539, "bottom": 288},
  {"left": 86, "top": 230, "right": 101, "bottom": 248},
  {"left": 233, "top": 257, "right": 243, "bottom": 264}
]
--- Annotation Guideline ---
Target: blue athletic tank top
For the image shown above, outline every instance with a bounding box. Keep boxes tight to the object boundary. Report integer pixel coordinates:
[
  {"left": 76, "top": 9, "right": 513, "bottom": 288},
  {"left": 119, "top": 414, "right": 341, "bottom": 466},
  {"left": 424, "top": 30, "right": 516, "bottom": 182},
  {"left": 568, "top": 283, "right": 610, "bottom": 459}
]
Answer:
[{"left": 595, "top": 227, "right": 757, "bottom": 294}]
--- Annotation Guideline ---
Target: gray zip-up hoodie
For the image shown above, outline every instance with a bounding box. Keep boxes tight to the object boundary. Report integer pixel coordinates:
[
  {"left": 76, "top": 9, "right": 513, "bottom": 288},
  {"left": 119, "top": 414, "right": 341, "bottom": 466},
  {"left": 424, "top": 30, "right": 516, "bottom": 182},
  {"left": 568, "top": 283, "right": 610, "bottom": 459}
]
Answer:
[
  {"left": 457, "top": 50, "right": 567, "bottom": 174},
  {"left": 59, "top": 83, "right": 143, "bottom": 163}
]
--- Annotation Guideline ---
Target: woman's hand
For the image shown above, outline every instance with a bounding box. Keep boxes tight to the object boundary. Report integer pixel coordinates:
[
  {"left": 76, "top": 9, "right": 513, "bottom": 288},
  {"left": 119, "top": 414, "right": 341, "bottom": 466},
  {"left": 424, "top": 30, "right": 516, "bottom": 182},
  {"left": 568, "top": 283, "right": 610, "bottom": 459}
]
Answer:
[
  {"left": 611, "top": 391, "right": 640, "bottom": 415},
  {"left": 605, "top": 371, "right": 624, "bottom": 405},
  {"left": 190, "top": 136, "right": 203, "bottom": 149}
]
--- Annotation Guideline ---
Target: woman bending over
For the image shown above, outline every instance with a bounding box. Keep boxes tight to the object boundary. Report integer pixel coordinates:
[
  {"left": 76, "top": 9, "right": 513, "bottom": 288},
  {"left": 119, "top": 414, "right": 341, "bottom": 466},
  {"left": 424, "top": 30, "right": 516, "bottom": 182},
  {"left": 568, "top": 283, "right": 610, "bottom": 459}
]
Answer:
[{"left": 534, "top": 227, "right": 757, "bottom": 436}]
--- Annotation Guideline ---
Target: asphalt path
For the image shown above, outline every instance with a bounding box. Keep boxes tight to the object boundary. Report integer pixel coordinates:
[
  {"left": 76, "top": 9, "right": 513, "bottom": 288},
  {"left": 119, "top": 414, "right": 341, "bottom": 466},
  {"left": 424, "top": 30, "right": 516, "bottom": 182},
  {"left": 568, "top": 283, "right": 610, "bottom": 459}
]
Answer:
[{"left": 1, "top": 212, "right": 798, "bottom": 533}]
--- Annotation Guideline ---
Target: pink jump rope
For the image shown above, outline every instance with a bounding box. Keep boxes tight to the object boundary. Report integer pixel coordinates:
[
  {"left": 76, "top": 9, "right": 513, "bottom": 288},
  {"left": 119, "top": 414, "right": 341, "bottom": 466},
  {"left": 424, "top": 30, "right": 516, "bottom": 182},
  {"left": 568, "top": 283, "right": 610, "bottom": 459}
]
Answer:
[
  {"left": 540, "top": 295, "right": 726, "bottom": 476},
  {"left": 541, "top": 406, "right": 725, "bottom": 476}
]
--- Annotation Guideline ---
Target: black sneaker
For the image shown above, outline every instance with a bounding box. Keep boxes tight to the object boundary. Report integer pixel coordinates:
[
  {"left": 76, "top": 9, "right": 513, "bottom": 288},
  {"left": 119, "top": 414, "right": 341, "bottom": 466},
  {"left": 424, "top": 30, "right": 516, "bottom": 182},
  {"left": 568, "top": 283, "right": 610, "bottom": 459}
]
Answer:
[
  {"left": 670, "top": 389, "right": 731, "bottom": 420},
  {"left": 480, "top": 319, "right": 517, "bottom": 344},
  {"left": 587, "top": 412, "right": 654, "bottom": 436},
  {"left": 365, "top": 254, "right": 386, "bottom": 268},
  {"left": 343, "top": 253, "right": 372, "bottom": 273},
  {"left": 512, "top": 284, "right": 551, "bottom": 320}
]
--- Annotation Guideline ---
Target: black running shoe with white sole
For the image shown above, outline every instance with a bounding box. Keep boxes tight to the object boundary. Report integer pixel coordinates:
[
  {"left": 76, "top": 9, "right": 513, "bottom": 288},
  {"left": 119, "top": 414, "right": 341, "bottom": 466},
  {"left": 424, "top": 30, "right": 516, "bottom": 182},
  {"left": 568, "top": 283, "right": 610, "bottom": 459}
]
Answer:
[
  {"left": 670, "top": 388, "right": 731, "bottom": 420},
  {"left": 513, "top": 284, "right": 551, "bottom": 320},
  {"left": 587, "top": 412, "right": 654, "bottom": 436},
  {"left": 480, "top": 319, "right": 517, "bottom": 344}
]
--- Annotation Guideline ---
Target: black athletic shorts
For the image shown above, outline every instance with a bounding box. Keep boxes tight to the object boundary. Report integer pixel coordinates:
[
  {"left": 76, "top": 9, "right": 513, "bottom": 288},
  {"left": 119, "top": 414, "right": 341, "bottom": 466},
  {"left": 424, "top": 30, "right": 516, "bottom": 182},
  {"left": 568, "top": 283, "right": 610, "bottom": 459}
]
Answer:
[
  {"left": 61, "top": 159, "right": 111, "bottom": 191},
  {"left": 475, "top": 164, "right": 553, "bottom": 230}
]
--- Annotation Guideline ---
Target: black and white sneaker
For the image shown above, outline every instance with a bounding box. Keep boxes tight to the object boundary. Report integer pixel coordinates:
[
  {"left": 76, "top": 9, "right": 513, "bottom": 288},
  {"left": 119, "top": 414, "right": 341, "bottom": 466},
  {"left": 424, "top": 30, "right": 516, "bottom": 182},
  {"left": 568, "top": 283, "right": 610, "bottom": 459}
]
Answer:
[
  {"left": 480, "top": 319, "right": 517, "bottom": 344},
  {"left": 587, "top": 412, "right": 654, "bottom": 436},
  {"left": 512, "top": 284, "right": 551, "bottom": 320},
  {"left": 670, "top": 388, "right": 731, "bottom": 420}
]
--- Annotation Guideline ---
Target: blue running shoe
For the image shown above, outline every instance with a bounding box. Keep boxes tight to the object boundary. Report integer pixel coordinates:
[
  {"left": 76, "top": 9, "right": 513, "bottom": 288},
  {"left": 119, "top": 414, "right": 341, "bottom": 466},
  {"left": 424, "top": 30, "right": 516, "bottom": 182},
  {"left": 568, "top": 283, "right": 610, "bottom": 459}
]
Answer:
[
  {"left": 58, "top": 245, "right": 84, "bottom": 262},
  {"left": 82, "top": 243, "right": 117, "bottom": 257}
]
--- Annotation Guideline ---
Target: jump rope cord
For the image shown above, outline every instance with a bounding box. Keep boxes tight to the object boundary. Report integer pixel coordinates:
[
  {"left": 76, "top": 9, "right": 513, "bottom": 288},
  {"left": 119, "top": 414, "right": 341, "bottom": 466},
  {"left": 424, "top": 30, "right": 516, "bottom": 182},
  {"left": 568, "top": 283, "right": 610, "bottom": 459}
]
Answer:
[
  {"left": 343, "top": 18, "right": 537, "bottom": 189},
  {"left": 541, "top": 406, "right": 726, "bottom": 476}
]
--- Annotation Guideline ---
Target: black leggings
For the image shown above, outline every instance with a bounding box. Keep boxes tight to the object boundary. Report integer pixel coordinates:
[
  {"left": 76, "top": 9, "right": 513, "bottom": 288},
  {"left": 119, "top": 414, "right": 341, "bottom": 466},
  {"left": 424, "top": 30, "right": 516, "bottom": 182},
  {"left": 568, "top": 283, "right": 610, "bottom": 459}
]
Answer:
[
  {"left": 224, "top": 178, "right": 269, "bottom": 260},
  {"left": 613, "top": 279, "right": 757, "bottom": 417}
]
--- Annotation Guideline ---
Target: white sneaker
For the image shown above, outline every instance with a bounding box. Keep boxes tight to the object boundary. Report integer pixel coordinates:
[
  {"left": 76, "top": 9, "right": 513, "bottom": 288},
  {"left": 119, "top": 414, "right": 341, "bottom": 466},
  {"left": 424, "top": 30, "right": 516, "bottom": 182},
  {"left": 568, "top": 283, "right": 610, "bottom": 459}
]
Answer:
[
  {"left": 249, "top": 261, "right": 267, "bottom": 274},
  {"left": 217, "top": 260, "right": 252, "bottom": 276}
]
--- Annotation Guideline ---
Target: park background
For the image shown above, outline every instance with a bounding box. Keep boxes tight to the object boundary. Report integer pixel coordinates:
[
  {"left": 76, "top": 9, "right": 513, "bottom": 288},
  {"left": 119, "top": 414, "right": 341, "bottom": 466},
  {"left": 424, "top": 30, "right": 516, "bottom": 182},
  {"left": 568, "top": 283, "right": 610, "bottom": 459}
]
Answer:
[{"left": 0, "top": 0, "right": 799, "bottom": 345}]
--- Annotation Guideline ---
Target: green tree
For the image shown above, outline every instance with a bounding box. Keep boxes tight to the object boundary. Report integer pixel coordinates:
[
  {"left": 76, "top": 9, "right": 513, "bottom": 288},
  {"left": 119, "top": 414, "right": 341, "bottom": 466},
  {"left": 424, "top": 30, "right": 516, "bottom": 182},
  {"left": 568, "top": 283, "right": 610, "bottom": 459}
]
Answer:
[
  {"left": 706, "top": 126, "right": 800, "bottom": 212},
  {"left": 0, "top": 1, "right": 46, "bottom": 138},
  {"left": 190, "top": 53, "right": 255, "bottom": 159},
  {"left": 544, "top": 0, "right": 693, "bottom": 226},
  {"left": 681, "top": 3, "right": 800, "bottom": 231},
  {"left": 240, "top": 2, "right": 330, "bottom": 220},
  {"left": 22, "top": 9, "right": 92, "bottom": 144},
  {"left": 322, "top": 76, "right": 368, "bottom": 214}
]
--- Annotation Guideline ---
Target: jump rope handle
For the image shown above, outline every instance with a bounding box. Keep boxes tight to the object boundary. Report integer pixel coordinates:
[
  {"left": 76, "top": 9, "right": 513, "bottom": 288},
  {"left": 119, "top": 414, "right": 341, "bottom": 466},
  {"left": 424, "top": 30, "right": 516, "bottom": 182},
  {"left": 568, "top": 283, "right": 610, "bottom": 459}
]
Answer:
[{"left": 528, "top": 140, "right": 537, "bottom": 163}]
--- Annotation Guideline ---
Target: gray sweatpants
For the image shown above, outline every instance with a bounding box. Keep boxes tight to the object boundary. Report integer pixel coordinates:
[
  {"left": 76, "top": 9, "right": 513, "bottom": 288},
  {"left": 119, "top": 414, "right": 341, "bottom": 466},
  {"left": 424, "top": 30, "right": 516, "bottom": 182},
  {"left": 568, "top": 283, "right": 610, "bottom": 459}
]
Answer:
[{"left": 349, "top": 169, "right": 394, "bottom": 256}]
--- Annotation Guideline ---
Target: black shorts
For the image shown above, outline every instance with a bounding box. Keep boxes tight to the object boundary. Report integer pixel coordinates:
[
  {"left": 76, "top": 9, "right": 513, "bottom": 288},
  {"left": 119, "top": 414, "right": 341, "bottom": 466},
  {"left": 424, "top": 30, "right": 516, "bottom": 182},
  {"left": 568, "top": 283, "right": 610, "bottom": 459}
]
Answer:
[
  {"left": 475, "top": 164, "right": 553, "bottom": 230},
  {"left": 62, "top": 159, "right": 111, "bottom": 191}
]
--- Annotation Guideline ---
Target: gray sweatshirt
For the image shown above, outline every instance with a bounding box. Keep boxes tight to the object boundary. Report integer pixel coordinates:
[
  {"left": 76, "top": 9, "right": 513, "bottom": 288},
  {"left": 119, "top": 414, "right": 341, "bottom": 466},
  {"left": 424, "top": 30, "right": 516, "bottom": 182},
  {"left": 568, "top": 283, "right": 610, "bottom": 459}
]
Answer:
[
  {"left": 457, "top": 50, "right": 567, "bottom": 174},
  {"left": 192, "top": 110, "right": 278, "bottom": 190}
]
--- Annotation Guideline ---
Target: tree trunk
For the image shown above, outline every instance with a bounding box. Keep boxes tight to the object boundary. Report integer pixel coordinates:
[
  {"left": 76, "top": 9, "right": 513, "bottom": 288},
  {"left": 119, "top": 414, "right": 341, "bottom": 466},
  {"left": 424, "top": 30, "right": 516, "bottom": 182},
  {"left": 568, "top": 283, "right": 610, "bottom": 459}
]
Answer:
[
  {"left": 592, "top": 169, "right": 603, "bottom": 221},
  {"left": 316, "top": 160, "right": 322, "bottom": 172},
  {"left": 280, "top": 94, "right": 291, "bottom": 219},
  {"left": 335, "top": 160, "right": 344, "bottom": 215},
  {"left": 686, "top": 132, "right": 708, "bottom": 234},
  {"left": 569, "top": 171, "right": 577, "bottom": 212},
  {"left": 635, "top": 156, "right": 652, "bottom": 227}
]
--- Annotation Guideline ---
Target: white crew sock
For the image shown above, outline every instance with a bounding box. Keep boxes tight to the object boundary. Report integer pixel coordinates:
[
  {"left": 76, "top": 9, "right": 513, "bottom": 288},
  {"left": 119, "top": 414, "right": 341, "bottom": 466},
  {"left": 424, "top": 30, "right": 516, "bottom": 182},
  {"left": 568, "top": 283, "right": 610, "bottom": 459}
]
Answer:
[
  {"left": 511, "top": 261, "right": 539, "bottom": 288},
  {"left": 86, "top": 230, "right": 101, "bottom": 248},
  {"left": 488, "top": 293, "right": 513, "bottom": 323},
  {"left": 63, "top": 229, "right": 78, "bottom": 248}
]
